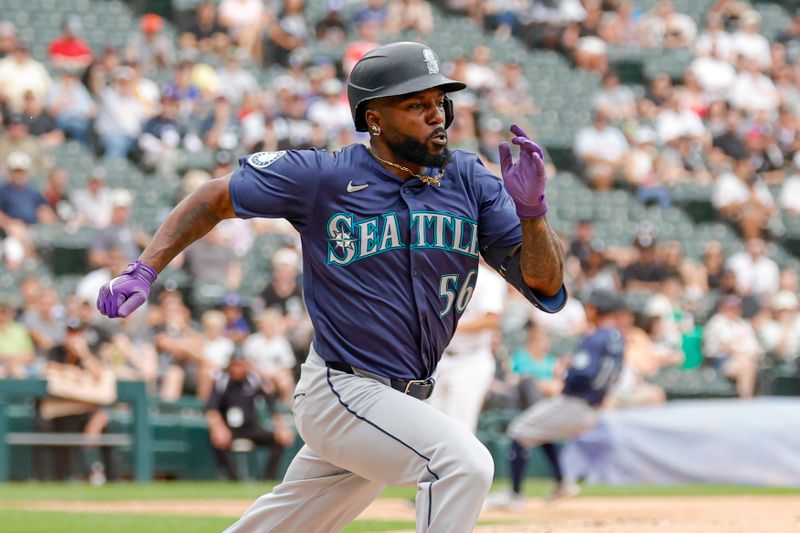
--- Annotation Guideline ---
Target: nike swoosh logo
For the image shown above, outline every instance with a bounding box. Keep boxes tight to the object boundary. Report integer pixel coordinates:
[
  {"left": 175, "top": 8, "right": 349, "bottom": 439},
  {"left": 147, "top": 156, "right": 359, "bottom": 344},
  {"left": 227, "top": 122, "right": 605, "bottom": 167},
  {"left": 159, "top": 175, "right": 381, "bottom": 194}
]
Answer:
[{"left": 347, "top": 181, "right": 369, "bottom": 193}]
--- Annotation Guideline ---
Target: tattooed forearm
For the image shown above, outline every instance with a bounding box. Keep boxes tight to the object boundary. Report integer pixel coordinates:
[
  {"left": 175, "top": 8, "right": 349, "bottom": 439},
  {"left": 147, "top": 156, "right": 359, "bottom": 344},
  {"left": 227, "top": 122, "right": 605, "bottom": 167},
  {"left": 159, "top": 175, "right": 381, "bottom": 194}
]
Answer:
[
  {"left": 519, "top": 217, "right": 564, "bottom": 295},
  {"left": 140, "top": 177, "right": 235, "bottom": 271}
]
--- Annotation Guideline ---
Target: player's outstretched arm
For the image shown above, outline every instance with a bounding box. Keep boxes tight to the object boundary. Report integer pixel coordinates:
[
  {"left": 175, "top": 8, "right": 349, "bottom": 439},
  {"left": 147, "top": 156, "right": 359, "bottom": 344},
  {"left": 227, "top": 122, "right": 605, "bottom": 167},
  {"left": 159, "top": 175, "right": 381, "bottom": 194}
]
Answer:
[
  {"left": 140, "top": 175, "right": 236, "bottom": 271},
  {"left": 97, "top": 175, "right": 236, "bottom": 318},
  {"left": 499, "top": 124, "right": 564, "bottom": 296}
]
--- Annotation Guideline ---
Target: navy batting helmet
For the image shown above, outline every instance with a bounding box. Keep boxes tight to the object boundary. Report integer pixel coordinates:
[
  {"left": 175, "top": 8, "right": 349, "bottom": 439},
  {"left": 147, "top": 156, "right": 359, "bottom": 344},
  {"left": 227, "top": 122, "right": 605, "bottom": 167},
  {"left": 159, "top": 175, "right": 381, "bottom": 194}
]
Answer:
[{"left": 347, "top": 42, "right": 467, "bottom": 132}]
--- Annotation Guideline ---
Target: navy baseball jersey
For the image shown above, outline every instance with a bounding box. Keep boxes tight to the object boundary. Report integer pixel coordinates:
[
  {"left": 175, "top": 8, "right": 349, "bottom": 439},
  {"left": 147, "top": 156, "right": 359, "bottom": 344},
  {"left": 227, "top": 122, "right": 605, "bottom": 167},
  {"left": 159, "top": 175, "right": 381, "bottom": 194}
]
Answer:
[
  {"left": 229, "top": 144, "right": 565, "bottom": 380},
  {"left": 562, "top": 326, "right": 624, "bottom": 406}
]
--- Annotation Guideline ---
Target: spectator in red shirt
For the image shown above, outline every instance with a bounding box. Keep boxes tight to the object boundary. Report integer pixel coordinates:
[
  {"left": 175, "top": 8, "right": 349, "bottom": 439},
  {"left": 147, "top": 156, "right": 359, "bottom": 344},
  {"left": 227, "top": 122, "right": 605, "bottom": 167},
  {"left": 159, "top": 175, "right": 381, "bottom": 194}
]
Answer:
[{"left": 47, "top": 16, "right": 93, "bottom": 72}]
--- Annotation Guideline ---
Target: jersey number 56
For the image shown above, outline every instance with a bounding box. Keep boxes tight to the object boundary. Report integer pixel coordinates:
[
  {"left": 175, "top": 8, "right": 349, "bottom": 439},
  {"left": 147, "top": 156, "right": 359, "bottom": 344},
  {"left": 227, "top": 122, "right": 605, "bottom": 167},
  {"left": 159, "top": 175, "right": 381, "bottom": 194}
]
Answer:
[{"left": 438, "top": 269, "right": 477, "bottom": 318}]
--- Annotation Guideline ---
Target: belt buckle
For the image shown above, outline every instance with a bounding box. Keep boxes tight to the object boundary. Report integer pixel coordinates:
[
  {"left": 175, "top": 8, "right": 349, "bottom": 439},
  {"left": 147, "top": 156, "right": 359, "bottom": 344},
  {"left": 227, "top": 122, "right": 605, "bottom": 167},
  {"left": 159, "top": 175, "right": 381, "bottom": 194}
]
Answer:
[{"left": 404, "top": 379, "right": 429, "bottom": 395}]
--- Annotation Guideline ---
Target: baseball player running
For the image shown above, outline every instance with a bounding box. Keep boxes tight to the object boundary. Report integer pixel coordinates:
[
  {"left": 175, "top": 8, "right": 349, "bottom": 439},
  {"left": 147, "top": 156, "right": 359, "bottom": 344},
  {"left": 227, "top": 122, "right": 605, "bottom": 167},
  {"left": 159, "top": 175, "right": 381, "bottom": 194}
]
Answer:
[
  {"left": 96, "top": 42, "right": 566, "bottom": 532},
  {"left": 487, "top": 290, "right": 625, "bottom": 508}
]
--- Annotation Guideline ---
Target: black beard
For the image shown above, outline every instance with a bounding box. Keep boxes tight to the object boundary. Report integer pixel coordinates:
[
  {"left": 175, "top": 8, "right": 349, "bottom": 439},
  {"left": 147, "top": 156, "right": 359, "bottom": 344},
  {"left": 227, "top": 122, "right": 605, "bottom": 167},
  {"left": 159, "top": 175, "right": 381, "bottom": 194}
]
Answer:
[{"left": 386, "top": 133, "right": 452, "bottom": 169}]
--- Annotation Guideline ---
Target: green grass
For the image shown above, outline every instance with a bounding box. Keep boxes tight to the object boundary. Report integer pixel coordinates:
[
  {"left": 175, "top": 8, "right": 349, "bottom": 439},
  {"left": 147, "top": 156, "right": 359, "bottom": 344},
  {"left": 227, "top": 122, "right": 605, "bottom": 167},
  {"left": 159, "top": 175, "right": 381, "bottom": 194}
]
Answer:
[
  {"left": 0, "top": 511, "right": 416, "bottom": 533},
  {"left": 0, "top": 480, "right": 797, "bottom": 503},
  {"left": 0, "top": 481, "right": 278, "bottom": 502},
  {"left": 0, "top": 511, "right": 236, "bottom": 533}
]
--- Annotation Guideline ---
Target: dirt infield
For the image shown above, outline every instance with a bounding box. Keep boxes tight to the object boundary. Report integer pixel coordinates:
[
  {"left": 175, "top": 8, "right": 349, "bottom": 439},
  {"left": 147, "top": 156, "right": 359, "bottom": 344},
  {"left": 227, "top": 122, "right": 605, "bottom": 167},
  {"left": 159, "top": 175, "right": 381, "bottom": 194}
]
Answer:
[{"left": 3, "top": 495, "right": 800, "bottom": 532}]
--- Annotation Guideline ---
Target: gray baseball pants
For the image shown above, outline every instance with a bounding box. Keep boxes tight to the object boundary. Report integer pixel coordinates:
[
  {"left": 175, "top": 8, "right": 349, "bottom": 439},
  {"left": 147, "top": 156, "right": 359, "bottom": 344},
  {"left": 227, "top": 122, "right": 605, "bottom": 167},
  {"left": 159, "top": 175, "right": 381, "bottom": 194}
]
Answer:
[
  {"left": 507, "top": 394, "right": 597, "bottom": 448},
  {"left": 223, "top": 348, "right": 494, "bottom": 533}
]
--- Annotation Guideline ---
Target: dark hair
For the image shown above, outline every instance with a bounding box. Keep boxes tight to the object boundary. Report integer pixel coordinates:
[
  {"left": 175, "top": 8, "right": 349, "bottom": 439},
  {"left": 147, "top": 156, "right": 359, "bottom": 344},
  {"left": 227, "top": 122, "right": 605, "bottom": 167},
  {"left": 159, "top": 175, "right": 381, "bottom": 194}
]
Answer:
[{"left": 636, "top": 312, "right": 659, "bottom": 334}]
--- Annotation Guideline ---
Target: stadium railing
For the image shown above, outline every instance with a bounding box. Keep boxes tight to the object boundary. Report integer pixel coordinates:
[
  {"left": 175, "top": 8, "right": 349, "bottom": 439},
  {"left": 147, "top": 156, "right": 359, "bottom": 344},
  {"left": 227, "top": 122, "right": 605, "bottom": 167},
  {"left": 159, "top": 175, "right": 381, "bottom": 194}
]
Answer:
[{"left": 0, "top": 379, "right": 153, "bottom": 482}]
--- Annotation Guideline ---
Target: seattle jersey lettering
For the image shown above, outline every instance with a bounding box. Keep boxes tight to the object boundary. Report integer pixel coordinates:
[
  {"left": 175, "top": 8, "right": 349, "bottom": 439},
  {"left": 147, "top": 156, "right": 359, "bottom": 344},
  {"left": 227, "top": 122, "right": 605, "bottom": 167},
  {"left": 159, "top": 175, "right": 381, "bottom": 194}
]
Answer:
[{"left": 327, "top": 211, "right": 480, "bottom": 266}]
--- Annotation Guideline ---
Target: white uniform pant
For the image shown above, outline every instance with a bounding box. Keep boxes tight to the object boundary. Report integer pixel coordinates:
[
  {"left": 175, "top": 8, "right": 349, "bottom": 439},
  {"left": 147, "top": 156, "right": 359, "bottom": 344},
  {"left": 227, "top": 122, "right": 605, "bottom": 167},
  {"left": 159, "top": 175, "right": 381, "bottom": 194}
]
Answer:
[
  {"left": 224, "top": 348, "right": 494, "bottom": 533},
  {"left": 428, "top": 351, "right": 495, "bottom": 434}
]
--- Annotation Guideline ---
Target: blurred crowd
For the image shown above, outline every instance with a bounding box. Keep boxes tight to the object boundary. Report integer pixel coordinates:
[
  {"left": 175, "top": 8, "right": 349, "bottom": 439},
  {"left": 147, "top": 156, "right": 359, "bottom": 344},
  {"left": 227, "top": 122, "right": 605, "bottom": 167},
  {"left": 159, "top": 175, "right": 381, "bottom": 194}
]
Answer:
[{"left": 2, "top": 0, "right": 800, "bottom": 482}]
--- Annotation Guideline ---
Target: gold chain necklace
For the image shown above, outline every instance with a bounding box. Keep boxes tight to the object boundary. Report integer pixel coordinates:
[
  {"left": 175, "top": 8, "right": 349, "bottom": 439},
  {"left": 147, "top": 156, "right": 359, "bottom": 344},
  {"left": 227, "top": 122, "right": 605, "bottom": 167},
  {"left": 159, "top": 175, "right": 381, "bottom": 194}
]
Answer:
[{"left": 367, "top": 146, "right": 443, "bottom": 187}]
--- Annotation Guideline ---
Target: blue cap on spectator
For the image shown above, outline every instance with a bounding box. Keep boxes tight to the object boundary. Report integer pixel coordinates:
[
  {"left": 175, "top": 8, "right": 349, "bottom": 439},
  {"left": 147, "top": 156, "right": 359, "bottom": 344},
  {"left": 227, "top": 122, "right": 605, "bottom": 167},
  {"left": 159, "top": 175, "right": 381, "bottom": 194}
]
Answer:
[
  {"left": 214, "top": 150, "right": 233, "bottom": 166},
  {"left": 66, "top": 316, "right": 84, "bottom": 331},
  {"left": 312, "top": 56, "right": 334, "bottom": 68},
  {"left": 354, "top": 10, "right": 385, "bottom": 25},
  {"left": 221, "top": 293, "right": 242, "bottom": 308},
  {"left": 590, "top": 239, "right": 606, "bottom": 253}
]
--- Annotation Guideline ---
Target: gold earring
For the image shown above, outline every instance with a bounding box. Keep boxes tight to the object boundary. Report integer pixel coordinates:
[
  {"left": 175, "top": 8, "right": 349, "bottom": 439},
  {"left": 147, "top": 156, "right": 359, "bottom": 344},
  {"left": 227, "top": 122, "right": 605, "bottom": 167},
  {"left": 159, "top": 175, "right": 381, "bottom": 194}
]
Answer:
[{"left": 371, "top": 125, "right": 380, "bottom": 136}]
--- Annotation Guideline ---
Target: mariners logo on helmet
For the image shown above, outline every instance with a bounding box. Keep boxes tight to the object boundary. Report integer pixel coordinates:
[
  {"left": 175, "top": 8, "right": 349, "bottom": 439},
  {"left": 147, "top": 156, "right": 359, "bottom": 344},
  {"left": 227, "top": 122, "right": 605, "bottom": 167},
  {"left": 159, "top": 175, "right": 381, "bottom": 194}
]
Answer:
[
  {"left": 422, "top": 48, "right": 439, "bottom": 74},
  {"left": 248, "top": 151, "right": 286, "bottom": 168}
]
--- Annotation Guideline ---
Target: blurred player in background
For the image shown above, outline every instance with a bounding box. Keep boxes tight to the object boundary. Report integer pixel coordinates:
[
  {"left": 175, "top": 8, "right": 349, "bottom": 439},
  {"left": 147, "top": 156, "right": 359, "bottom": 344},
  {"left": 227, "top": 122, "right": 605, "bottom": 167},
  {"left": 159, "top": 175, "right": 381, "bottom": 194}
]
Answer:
[
  {"left": 429, "top": 262, "right": 506, "bottom": 433},
  {"left": 488, "top": 289, "right": 625, "bottom": 508}
]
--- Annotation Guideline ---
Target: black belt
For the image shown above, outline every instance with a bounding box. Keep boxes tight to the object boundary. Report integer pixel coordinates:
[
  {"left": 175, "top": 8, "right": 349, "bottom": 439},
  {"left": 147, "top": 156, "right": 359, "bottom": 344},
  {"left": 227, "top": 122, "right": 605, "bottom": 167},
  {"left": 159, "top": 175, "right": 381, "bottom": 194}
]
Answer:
[{"left": 325, "top": 361, "right": 436, "bottom": 401}]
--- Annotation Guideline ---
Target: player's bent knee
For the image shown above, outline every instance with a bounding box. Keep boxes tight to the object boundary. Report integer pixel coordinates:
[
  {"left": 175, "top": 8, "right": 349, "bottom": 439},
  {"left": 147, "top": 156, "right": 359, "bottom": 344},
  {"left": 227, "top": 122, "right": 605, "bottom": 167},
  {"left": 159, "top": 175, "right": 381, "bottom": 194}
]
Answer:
[{"left": 457, "top": 442, "right": 494, "bottom": 493}]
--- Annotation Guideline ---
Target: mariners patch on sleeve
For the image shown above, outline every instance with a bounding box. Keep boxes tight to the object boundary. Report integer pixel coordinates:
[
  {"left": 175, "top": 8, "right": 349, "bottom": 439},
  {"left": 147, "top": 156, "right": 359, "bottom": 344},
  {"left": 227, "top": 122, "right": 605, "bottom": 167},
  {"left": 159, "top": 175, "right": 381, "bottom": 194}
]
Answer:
[
  {"left": 248, "top": 151, "right": 286, "bottom": 168},
  {"left": 571, "top": 350, "right": 590, "bottom": 370}
]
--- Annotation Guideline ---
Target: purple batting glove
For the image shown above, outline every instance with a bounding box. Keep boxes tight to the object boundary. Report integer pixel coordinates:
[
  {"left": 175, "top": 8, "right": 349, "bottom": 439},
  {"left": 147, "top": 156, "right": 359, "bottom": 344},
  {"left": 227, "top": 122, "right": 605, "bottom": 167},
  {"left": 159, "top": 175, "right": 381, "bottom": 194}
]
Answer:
[
  {"left": 96, "top": 259, "right": 157, "bottom": 318},
  {"left": 498, "top": 123, "right": 549, "bottom": 219}
]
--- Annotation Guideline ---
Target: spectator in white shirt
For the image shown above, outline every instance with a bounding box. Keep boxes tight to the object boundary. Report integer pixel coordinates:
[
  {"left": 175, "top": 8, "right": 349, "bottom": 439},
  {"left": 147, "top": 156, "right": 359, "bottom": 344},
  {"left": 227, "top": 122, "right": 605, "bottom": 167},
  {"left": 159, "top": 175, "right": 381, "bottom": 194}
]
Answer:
[
  {"left": 70, "top": 168, "right": 114, "bottom": 229},
  {"left": 243, "top": 309, "right": 296, "bottom": 402},
  {"left": 94, "top": 67, "right": 146, "bottom": 158},
  {"left": 530, "top": 294, "right": 588, "bottom": 337},
  {"left": 574, "top": 109, "right": 629, "bottom": 190},
  {"left": 695, "top": 12, "right": 734, "bottom": 62},
  {"left": 640, "top": 0, "right": 696, "bottom": 48},
  {"left": 656, "top": 93, "right": 707, "bottom": 145},
  {"left": 703, "top": 295, "right": 762, "bottom": 397},
  {"left": 725, "top": 238, "right": 780, "bottom": 298},
  {"left": 592, "top": 70, "right": 637, "bottom": 121},
  {"left": 45, "top": 69, "right": 96, "bottom": 146},
  {"left": 780, "top": 154, "right": 800, "bottom": 216},
  {"left": 218, "top": 0, "right": 266, "bottom": 61},
  {"left": 731, "top": 9, "right": 772, "bottom": 70},
  {"left": 308, "top": 78, "right": 352, "bottom": 141},
  {"left": 712, "top": 158, "right": 775, "bottom": 240},
  {"left": 201, "top": 310, "right": 235, "bottom": 370},
  {"left": 729, "top": 56, "right": 779, "bottom": 115},
  {"left": 0, "top": 41, "right": 52, "bottom": 113},
  {"left": 215, "top": 50, "right": 259, "bottom": 106},
  {"left": 757, "top": 291, "right": 800, "bottom": 363},
  {"left": 464, "top": 44, "right": 498, "bottom": 93},
  {"left": 689, "top": 45, "right": 737, "bottom": 98}
]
